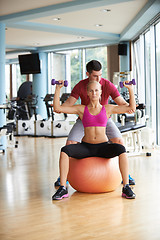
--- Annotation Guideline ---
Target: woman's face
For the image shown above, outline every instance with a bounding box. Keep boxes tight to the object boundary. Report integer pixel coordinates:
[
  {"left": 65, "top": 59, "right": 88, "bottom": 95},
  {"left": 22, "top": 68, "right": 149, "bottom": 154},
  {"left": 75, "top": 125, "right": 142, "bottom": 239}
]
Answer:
[{"left": 87, "top": 81, "right": 102, "bottom": 101}]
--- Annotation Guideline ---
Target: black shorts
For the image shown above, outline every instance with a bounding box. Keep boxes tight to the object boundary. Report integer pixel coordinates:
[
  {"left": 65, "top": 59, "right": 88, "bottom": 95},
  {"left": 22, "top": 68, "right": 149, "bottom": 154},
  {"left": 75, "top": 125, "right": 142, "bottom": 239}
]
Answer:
[{"left": 61, "top": 141, "right": 126, "bottom": 159}]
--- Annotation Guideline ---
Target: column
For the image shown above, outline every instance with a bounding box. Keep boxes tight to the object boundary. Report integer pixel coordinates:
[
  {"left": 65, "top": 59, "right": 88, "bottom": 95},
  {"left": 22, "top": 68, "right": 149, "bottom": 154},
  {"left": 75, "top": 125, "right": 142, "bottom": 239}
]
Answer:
[
  {"left": 32, "top": 52, "right": 48, "bottom": 119},
  {"left": 0, "top": 23, "right": 6, "bottom": 151}
]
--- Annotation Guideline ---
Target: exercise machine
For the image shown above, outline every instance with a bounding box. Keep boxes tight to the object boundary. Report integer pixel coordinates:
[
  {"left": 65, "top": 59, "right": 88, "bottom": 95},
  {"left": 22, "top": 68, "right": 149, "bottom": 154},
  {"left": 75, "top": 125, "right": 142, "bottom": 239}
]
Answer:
[
  {"left": 35, "top": 94, "right": 54, "bottom": 137},
  {"left": 52, "top": 93, "right": 77, "bottom": 137},
  {"left": 0, "top": 103, "right": 18, "bottom": 153},
  {"left": 117, "top": 104, "right": 151, "bottom": 156},
  {"left": 16, "top": 95, "right": 38, "bottom": 136}
]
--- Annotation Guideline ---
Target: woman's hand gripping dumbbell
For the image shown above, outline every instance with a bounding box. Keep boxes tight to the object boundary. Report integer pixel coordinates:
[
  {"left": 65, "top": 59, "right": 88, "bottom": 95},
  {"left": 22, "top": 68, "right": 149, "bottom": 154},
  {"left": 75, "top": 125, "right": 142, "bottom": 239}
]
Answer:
[
  {"left": 51, "top": 79, "right": 67, "bottom": 113},
  {"left": 119, "top": 79, "right": 136, "bottom": 88},
  {"left": 51, "top": 79, "right": 68, "bottom": 87}
]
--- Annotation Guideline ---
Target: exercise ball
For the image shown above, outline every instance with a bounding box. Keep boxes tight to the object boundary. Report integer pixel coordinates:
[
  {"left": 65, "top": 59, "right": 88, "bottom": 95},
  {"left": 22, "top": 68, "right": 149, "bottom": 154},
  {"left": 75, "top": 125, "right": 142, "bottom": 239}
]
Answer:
[{"left": 68, "top": 156, "right": 121, "bottom": 193}]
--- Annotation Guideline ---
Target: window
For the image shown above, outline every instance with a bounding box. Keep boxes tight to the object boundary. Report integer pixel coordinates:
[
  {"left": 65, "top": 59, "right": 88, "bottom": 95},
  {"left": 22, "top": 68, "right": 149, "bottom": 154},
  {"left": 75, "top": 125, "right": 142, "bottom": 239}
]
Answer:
[
  {"left": 48, "top": 46, "right": 107, "bottom": 104},
  {"left": 144, "top": 30, "right": 152, "bottom": 127},
  {"left": 156, "top": 21, "right": 160, "bottom": 145},
  {"left": 5, "top": 63, "right": 28, "bottom": 99},
  {"left": 48, "top": 53, "right": 68, "bottom": 95},
  {"left": 133, "top": 18, "right": 160, "bottom": 145},
  {"left": 85, "top": 46, "right": 107, "bottom": 78},
  {"left": 5, "top": 64, "right": 10, "bottom": 100}
]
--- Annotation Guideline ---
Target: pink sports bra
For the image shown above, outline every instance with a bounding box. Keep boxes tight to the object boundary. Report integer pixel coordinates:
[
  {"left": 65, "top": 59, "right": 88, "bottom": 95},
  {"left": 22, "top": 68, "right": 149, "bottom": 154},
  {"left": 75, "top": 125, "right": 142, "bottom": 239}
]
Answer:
[{"left": 82, "top": 105, "right": 108, "bottom": 128}]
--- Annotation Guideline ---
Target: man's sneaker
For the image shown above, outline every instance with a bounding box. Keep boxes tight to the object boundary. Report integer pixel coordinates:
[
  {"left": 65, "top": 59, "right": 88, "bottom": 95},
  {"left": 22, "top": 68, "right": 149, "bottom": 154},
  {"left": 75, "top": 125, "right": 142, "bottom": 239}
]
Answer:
[
  {"left": 129, "top": 174, "right": 135, "bottom": 185},
  {"left": 122, "top": 184, "right": 136, "bottom": 199},
  {"left": 121, "top": 175, "right": 136, "bottom": 185},
  {"left": 54, "top": 177, "right": 69, "bottom": 187},
  {"left": 52, "top": 186, "right": 69, "bottom": 200}
]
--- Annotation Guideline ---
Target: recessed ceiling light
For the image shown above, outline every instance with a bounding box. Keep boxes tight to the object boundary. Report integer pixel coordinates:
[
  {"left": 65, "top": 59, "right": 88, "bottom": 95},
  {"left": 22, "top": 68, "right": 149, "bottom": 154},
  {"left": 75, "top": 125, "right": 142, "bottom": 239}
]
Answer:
[
  {"left": 95, "top": 24, "right": 103, "bottom": 27},
  {"left": 77, "top": 36, "right": 84, "bottom": 39},
  {"left": 33, "top": 43, "right": 40, "bottom": 46},
  {"left": 52, "top": 17, "right": 61, "bottom": 21},
  {"left": 101, "top": 9, "right": 111, "bottom": 12}
]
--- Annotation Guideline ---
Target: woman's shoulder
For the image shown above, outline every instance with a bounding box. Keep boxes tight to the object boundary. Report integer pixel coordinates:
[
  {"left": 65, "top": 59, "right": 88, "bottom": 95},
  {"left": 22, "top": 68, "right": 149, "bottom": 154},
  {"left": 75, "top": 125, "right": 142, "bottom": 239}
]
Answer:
[
  {"left": 75, "top": 104, "right": 85, "bottom": 111},
  {"left": 104, "top": 104, "right": 113, "bottom": 112}
]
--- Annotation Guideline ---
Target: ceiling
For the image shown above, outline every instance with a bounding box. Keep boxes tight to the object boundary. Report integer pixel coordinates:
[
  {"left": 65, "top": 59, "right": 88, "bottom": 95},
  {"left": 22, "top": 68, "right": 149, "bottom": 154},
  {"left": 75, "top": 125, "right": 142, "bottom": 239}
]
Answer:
[{"left": 0, "top": 0, "right": 160, "bottom": 61}]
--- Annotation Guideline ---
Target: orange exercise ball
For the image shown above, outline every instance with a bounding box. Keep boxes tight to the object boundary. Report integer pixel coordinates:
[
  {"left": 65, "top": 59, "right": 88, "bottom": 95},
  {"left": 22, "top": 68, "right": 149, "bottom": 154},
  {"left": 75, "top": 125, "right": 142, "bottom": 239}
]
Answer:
[{"left": 68, "top": 156, "right": 121, "bottom": 193}]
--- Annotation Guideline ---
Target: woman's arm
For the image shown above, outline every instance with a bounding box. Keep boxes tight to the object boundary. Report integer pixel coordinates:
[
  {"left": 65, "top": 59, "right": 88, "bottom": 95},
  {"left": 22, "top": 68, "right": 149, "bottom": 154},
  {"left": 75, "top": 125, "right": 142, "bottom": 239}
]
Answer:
[
  {"left": 114, "top": 95, "right": 134, "bottom": 114},
  {"left": 54, "top": 95, "right": 77, "bottom": 114},
  {"left": 53, "top": 81, "right": 83, "bottom": 115},
  {"left": 106, "top": 82, "right": 136, "bottom": 116}
]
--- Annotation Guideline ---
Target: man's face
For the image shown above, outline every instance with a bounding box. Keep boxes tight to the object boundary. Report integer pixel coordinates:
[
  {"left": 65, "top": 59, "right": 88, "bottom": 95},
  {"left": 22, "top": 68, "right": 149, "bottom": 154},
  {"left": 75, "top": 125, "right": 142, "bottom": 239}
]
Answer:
[{"left": 87, "top": 70, "right": 102, "bottom": 82}]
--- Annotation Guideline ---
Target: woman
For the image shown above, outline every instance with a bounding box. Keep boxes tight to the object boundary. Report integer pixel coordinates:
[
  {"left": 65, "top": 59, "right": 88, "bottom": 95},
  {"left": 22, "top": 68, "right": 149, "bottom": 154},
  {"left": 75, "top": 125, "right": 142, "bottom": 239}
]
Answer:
[{"left": 52, "top": 80, "right": 136, "bottom": 200}]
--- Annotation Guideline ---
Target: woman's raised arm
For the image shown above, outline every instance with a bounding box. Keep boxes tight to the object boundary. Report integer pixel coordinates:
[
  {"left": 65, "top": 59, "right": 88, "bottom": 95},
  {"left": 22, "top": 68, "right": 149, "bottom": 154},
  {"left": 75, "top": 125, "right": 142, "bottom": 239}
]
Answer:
[
  {"left": 53, "top": 80, "right": 82, "bottom": 115},
  {"left": 106, "top": 82, "right": 136, "bottom": 116}
]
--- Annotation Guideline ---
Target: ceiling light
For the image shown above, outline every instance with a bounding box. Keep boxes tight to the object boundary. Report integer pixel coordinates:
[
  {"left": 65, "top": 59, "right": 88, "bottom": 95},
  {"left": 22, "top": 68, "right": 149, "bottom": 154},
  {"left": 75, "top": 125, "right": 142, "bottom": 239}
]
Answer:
[
  {"left": 77, "top": 36, "right": 84, "bottom": 39},
  {"left": 101, "top": 9, "right": 111, "bottom": 12},
  {"left": 95, "top": 24, "right": 103, "bottom": 27},
  {"left": 52, "top": 17, "right": 61, "bottom": 21}
]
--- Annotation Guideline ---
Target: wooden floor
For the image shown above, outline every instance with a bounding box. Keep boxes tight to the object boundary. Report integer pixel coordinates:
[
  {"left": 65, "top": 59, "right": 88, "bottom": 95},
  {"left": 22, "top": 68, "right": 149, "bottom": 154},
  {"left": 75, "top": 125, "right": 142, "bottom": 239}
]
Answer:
[{"left": 0, "top": 136, "right": 160, "bottom": 240}]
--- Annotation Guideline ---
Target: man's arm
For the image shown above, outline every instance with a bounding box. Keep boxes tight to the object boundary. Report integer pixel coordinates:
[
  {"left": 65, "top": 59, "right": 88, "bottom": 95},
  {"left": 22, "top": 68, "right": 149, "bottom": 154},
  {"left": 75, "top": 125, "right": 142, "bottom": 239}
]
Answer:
[
  {"left": 54, "top": 95, "right": 77, "bottom": 113},
  {"left": 114, "top": 96, "right": 129, "bottom": 106},
  {"left": 62, "top": 96, "right": 77, "bottom": 107}
]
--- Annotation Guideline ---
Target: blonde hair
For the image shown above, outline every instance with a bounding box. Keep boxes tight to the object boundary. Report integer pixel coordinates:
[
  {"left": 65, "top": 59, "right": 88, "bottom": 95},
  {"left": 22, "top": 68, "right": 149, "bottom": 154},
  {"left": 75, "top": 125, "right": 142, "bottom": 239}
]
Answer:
[{"left": 87, "top": 81, "right": 101, "bottom": 92}]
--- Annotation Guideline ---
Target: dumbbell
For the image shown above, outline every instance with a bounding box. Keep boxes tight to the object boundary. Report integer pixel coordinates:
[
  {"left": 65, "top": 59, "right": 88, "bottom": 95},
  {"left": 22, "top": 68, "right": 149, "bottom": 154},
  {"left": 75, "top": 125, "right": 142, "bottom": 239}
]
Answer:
[
  {"left": 119, "top": 79, "right": 136, "bottom": 88},
  {"left": 51, "top": 79, "right": 68, "bottom": 87}
]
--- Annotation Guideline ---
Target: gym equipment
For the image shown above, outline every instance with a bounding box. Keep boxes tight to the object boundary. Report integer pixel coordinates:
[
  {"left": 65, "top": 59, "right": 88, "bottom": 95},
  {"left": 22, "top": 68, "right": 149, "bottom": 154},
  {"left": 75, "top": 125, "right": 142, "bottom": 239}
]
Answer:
[
  {"left": 0, "top": 128, "right": 7, "bottom": 153},
  {"left": 60, "top": 93, "right": 71, "bottom": 119},
  {"left": 0, "top": 124, "right": 18, "bottom": 152},
  {"left": 51, "top": 79, "right": 68, "bottom": 87},
  {"left": 119, "top": 79, "right": 136, "bottom": 88},
  {"left": 35, "top": 93, "right": 76, "bottom": 137},
  {"left": 52, "top": 93, "right": 77, "bottom": 137},
  {"left": 113, "top": 71, "right": 131, "bottom": 87},
  {"left": 16, "top": 120, "right": 35, "bottom": 136},
  {"left": 52, "top": 119, "right": 76, "bottom": 137},
  {"left": 0, "top": 103, "right": 18, "bottom": 152},
  {"left": 68, "top": 156, "right": 121, "bottom": 193},
  {"left": 35, "top": 120, "right": 53, "bottom": 137},
  {"left": 43, "top": 94, "right": 54, "bottom": 120},
  {"left": 24, "top": 94, "right": 38, "bottom": 120},
  {"left": 35, "top": 94, "right": 54, "bottom": 137},
  {"left": 116, "top": 102, "right": 150, "bottom": 156},
  {"left": 16, "top": 81, "right": 32, "bottom": 119},
  {"left": 16, "top": 95, "right": 38, "bottom": 136}
]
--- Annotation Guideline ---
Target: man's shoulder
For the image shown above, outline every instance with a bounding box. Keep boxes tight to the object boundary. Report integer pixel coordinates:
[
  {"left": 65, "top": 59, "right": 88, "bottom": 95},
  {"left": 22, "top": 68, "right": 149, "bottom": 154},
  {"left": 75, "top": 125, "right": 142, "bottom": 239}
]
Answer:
[
  {"left": 101, "top": 78, "right": 112, "bottom": 85},
  {"left": 71, "top": 78, "right": 89, "bottom": 97},
  {"left": 74, "top": 78, "right": 89, "bottom": 87}
]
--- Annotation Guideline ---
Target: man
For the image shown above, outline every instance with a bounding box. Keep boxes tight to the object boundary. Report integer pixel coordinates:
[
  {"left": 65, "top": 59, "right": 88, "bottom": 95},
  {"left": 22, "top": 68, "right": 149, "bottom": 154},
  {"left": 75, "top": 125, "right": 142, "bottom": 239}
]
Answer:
[{"left": 54, "top": 60, "right": 135, "bottom": 186}]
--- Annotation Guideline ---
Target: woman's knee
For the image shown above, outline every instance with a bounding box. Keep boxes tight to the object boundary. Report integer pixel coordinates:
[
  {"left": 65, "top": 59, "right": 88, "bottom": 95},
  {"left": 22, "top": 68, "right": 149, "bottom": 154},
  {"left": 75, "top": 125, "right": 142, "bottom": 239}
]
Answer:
[
  {"left": 115, "top": 144, "right": 126, "bottom": 155},
  {"left": 110, "top": 137, "right": 124, "bottom": 145},
  {"left": 61, "top": 146, "right": 70, "bottom": 156},
  {"left": 111, "top": 143, "right": 126, "bottom": 156},
  {"left": 66, "top": 140, "right": 78, "bottom": 146}
]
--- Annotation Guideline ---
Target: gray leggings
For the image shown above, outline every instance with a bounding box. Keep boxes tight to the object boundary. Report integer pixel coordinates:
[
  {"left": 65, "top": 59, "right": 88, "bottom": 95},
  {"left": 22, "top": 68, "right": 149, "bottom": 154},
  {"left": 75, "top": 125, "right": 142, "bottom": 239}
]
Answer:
[{"left": 67, "top": 118, "right": 122, "bottom": 142}]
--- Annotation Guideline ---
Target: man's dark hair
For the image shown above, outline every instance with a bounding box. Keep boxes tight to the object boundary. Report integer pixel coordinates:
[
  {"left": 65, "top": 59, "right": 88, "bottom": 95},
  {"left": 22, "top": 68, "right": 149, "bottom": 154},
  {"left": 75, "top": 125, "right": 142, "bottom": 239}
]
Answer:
[{"left": 86, "top": 60, "right": 102, "bottom": 73}]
